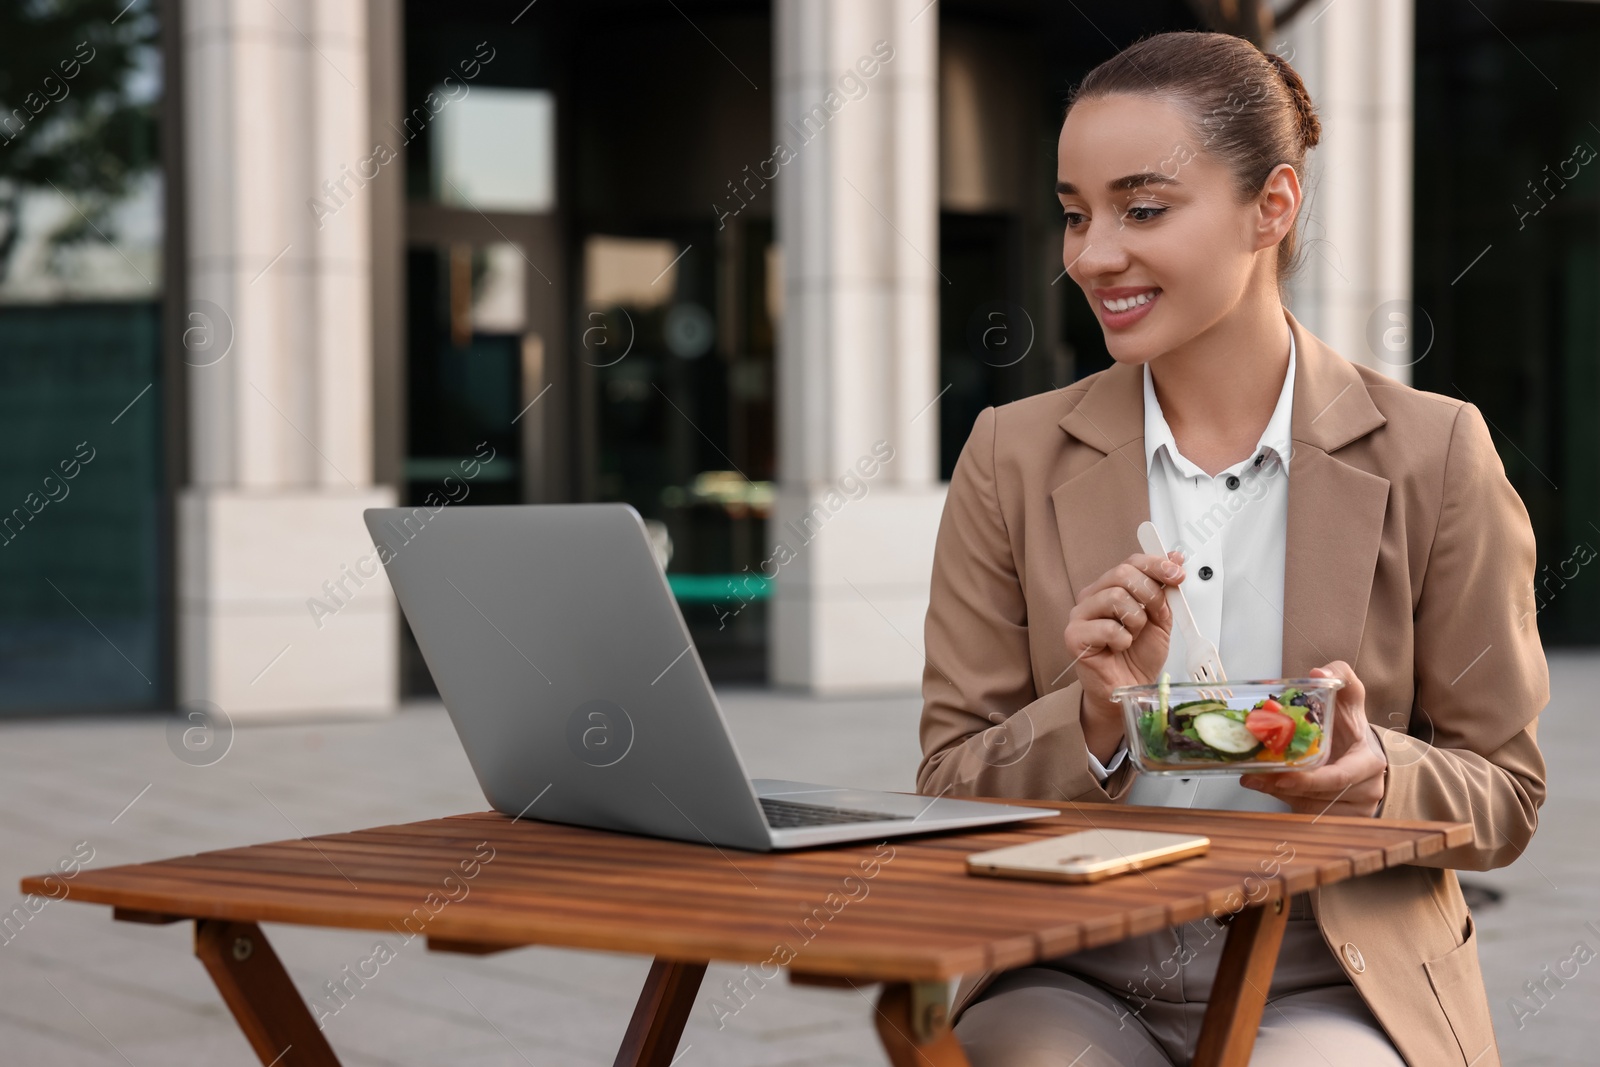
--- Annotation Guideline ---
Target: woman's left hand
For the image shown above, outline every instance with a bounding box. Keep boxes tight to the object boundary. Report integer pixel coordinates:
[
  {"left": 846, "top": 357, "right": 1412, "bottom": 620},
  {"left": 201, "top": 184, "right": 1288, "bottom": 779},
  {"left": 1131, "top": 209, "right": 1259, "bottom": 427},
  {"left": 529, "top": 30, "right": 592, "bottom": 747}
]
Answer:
[{"left": 1240, "top": 660, "right": 1388, "bottom": 817}]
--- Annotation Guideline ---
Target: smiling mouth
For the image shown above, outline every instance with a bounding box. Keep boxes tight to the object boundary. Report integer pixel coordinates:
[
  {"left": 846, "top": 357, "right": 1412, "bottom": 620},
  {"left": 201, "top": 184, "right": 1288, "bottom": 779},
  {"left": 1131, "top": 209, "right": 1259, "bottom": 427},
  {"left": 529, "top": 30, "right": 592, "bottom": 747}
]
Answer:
[{"left": 1099, "top": 289, "right": 1160, "bottom": 313}]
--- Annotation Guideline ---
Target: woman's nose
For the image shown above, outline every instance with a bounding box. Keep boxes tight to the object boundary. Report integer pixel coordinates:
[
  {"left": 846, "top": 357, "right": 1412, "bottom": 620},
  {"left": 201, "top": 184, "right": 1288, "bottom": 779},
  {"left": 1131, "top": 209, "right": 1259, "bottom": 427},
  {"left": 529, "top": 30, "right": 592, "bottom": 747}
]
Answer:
[{"left": 1065, "top": 235, "right": 1130, "bottom": 281}]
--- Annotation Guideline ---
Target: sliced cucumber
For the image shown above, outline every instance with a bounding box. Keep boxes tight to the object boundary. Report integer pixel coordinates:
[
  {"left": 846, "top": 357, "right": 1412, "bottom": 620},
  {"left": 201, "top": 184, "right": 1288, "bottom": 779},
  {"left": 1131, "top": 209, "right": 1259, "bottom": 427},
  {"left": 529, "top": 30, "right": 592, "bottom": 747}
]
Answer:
[
  {"left": 1170, "top": 700, "right": 1235, "bottom": 726},
  {"left": 1192, "top": 712, "right": 1261, "bottom": 754},
  {"left": 1171, "top": 698, "right": 1230, "bottom": 716}
]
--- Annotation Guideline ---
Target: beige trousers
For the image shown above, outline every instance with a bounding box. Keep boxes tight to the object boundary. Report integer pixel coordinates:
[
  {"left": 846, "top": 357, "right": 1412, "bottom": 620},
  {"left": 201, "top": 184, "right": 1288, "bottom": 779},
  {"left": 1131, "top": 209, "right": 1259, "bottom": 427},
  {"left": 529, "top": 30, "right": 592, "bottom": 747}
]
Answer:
[{"left": 952, "top": 894, "right": 1404, "bottom": 1066}]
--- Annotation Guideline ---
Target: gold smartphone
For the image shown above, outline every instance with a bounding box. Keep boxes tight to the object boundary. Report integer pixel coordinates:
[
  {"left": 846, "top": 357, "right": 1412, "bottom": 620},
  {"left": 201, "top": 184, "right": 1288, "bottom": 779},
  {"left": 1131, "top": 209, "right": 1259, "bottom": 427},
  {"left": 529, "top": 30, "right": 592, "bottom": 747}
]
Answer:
[{"left": 966, "top": 828, "right": 1210, "bottom": 884}]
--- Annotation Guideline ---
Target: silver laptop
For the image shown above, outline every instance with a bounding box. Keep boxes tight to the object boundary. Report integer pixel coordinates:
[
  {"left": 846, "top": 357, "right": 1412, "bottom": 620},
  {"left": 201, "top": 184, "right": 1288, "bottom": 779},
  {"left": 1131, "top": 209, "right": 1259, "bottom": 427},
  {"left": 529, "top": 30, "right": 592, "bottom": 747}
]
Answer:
[{"left": 364, "top": 503, "right": 1057, "bottom": 851}]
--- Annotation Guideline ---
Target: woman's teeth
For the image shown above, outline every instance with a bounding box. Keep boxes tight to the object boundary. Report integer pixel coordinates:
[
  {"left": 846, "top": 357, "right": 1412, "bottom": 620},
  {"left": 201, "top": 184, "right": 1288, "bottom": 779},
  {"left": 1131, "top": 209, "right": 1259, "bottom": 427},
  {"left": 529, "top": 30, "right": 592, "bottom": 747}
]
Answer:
[{"left": 1102, "top": 290, "right": 1158, "bottom": 312}]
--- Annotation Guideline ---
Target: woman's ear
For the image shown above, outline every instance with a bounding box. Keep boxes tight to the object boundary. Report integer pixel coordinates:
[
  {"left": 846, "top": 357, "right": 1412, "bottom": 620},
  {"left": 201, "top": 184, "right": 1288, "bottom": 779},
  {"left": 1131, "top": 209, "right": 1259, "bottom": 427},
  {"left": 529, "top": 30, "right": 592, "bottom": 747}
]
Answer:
[{"left": 1255, "top": 162, "right": 1302, "bottom": 252}]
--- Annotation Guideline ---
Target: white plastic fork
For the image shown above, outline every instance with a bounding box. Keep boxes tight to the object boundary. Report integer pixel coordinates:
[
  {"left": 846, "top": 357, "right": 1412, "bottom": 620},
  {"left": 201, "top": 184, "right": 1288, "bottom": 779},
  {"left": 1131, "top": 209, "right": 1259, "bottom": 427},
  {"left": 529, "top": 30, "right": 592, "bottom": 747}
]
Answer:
[{"left": 1136, "top": 521, "right": 1233, "bottom": 700}]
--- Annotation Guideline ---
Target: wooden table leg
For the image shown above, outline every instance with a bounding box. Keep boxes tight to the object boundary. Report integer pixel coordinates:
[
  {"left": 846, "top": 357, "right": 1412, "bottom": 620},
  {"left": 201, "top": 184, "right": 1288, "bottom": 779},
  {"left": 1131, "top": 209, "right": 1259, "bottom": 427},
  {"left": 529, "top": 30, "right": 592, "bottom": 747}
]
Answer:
[
  {"left": 194, "top": 919, "right": 342, "bottom": 1066},
  {"left": 612, "top": 957, "right": 707, "bottom": 1067},
  {"left": 875, "top": 981, "right": 971, "bottom": 1067},
  {"left": 1192, "top": 897, "right": 1291, "bottom": 1067}
]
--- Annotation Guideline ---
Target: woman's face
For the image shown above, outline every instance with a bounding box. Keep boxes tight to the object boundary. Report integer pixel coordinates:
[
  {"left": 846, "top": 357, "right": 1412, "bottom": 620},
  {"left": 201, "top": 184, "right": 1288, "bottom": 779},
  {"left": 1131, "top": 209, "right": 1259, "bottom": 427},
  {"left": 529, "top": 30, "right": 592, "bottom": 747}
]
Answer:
[{"left": 1056, "top": 92, "right": 1295, "bottom": 365}]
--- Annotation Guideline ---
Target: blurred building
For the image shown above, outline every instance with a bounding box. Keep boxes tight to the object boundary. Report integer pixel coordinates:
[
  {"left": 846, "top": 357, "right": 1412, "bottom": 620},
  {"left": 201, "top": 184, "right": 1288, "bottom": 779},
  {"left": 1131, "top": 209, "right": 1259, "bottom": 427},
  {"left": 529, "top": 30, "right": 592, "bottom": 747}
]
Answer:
[{"left": 1, "top": 0, "right": 1595, "bottom": 719}]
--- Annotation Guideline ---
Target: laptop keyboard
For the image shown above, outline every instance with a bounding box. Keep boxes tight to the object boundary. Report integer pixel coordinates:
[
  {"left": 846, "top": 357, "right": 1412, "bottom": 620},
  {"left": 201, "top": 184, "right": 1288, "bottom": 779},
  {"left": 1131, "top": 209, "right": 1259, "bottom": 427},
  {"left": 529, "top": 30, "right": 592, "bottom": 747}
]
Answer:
[{"left": 759, "top": 796, "right": 912, "bottom": 829}]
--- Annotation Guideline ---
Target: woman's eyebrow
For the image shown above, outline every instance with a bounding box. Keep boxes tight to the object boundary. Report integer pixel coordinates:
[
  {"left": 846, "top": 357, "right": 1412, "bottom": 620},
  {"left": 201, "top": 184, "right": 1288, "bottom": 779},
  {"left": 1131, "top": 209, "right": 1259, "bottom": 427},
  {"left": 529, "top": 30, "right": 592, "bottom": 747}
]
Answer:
[{"left": 1056, "top": 173, "right": 1182, "bottom": 195}]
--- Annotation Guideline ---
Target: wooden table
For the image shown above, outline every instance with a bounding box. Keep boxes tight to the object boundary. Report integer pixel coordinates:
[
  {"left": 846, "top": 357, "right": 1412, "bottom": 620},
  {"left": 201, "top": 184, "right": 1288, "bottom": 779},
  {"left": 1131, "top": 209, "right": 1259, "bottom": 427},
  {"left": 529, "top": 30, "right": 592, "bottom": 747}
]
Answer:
[{"left": 20, "top": 799, "right": 1470, "bottom": 1067}]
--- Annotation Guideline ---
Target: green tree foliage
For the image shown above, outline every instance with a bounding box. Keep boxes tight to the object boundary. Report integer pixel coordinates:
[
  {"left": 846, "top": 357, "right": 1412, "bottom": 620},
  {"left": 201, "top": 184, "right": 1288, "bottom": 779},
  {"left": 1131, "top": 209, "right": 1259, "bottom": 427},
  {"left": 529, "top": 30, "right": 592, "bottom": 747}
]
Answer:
[{"left": 0, "top": 0, "right": 159, "bottom": 282}]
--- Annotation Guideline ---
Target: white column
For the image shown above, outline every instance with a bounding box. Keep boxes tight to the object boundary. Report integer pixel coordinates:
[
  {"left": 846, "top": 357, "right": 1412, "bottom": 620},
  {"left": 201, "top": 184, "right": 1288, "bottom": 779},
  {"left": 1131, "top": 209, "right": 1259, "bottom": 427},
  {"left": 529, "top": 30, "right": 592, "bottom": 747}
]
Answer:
[
  {"left": 771, "top": 0, "right": 946, "bottom": 692},
  {"left": 179, "top": 0, "right": 395, "bottom": 720},
  {"left": 1277, "top": 0, "right": 1415, "bottom": 383}
]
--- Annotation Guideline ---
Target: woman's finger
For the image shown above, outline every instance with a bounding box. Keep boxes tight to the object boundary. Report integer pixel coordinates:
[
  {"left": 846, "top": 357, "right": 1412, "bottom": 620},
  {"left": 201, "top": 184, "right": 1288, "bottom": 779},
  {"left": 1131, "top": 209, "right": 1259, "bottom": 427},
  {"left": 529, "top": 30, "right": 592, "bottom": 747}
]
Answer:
[
  {"left": 1245, "top": 747, "right": 1384, "bottom": 799},
  {"left": 1083, "top": 553, "right": 1183, "bottom": 603},
  {"left": 1147, "top": 576, "right": 1173, "bottom": 626},
  {"left": 1107, "top": 586, "right": 1151, "bottom": 637},
  {"left": 1066, "top": 618, "right": 1135, "bottom": 657},
  {"left": 1260, "top": 778, "right": 1383, "bottom": 805},
  {"left": 1074, "top": 585, "right": 1149, "bottom": 632}
]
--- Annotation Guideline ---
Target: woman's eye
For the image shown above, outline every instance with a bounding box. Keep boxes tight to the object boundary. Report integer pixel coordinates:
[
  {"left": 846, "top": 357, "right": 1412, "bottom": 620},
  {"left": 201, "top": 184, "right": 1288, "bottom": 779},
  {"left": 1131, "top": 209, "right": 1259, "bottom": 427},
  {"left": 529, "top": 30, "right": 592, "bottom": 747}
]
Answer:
[
  {"left": 1126, "top": 205, "right": 1168, "bottom": 222},
  {"left": 1062, "top": 210, "right": 1086, "bottom": 228}
]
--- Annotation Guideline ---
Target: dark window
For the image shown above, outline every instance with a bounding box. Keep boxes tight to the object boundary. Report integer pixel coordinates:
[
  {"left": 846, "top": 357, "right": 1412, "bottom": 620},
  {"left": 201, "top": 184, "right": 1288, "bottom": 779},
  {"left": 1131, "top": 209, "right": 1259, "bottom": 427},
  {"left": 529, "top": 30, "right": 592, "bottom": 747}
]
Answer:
[
  {"left": 1414, "top": 0, "right": 1600, "bottom": 643},
  {"left": 0, "top": 0, "right": 166, "bottom": 712}
]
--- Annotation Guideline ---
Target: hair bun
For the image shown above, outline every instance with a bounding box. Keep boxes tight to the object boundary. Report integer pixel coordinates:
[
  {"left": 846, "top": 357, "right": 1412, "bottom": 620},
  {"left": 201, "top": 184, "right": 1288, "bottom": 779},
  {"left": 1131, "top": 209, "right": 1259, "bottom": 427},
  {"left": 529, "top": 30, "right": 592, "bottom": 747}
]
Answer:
[{"left": 1264, "top": 50, "right": 1322, "bottom": 151}]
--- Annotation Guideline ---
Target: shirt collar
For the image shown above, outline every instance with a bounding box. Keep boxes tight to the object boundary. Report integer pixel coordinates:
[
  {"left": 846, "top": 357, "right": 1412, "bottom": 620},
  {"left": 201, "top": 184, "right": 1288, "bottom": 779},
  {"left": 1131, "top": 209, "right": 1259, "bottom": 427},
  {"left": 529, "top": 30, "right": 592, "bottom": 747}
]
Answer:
[{"left": 1142, "top": 327, "right": 1296, "bottom": 479}]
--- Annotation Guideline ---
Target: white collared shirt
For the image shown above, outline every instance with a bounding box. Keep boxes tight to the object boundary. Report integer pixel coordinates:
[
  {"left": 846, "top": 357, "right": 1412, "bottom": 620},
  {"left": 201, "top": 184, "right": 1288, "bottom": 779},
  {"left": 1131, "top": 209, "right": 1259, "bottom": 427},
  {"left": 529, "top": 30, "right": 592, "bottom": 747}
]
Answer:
[{"left": 1088, "top": 327, "right": 1296, "bottom": 812}]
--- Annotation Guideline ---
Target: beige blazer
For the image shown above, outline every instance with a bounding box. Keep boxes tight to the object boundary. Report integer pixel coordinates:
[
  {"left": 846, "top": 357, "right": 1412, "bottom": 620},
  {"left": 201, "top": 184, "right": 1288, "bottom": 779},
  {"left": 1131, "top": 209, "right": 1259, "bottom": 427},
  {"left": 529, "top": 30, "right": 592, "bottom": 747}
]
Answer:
[{"left": 918, "top": 307, "right": 1549, "bottom": 1067}]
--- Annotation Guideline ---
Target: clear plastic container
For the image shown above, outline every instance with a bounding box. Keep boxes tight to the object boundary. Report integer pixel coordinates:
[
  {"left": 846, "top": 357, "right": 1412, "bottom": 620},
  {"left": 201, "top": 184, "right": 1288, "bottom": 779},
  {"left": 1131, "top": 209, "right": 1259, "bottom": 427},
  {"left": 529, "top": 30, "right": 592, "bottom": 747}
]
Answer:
[{"left": 1109, "top": 676, "right": 1344, "bottom": 776}]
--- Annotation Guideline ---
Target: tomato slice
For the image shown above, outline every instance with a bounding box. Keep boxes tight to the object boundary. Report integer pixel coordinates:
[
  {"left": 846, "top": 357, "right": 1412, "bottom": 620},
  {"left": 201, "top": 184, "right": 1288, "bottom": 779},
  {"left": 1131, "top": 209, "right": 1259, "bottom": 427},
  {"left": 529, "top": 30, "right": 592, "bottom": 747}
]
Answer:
[
  {"left": 1258, "top": 698, "right": 1284, "bottom": 716},
  {"left": 1245, "top": 708, "right": 1296, "bottom": 754}
]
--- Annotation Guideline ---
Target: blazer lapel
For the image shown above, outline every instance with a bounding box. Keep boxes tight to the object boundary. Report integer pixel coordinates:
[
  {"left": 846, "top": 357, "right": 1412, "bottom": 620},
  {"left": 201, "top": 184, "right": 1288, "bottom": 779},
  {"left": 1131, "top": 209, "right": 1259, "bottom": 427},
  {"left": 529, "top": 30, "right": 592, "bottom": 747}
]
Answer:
[
  {"left": 1051, "top": 360, "right": 1151, "bottom": 606},
  {"left": 1049, "top": 309, "right": 1390, "bottom": 680},
  {"left": 1280, "top": 309, "right": 1390, "bottom": 676}
]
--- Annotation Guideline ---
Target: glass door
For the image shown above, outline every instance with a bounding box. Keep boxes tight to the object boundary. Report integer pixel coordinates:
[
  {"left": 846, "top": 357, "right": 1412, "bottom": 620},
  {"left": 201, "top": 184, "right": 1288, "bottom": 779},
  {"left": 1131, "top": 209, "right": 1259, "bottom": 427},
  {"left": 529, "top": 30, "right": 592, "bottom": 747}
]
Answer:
[
  {"left": 576, "top": 221, "right": 777, "bottom": 682},
  {"left": 401, "top": 5, "right": 565, "bottom": 695}
]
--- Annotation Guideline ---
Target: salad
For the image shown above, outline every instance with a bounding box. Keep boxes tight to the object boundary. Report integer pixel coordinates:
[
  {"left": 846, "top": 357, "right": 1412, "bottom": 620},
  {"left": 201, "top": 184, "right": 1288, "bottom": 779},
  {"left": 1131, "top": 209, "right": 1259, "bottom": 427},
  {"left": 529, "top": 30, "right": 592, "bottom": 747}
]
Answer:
[{"left": 1135, "top": 672, "right": 1324, "bottom": 764}]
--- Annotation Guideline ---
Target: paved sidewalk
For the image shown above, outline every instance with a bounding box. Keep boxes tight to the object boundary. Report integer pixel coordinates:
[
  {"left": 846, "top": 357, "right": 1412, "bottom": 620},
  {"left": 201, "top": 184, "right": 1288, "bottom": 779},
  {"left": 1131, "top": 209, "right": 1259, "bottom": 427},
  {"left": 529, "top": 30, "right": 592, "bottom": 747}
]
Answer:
[{"left": 0, "top": 654, "right": 1592, "bottom": 1065}]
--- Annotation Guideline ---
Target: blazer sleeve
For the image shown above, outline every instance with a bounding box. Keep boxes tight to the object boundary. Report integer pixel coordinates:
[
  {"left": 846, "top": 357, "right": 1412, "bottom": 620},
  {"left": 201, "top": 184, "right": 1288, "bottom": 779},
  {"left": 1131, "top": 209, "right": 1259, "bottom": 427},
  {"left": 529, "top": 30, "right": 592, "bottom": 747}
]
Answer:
[
  {"left": 916, "top": 406, "right": 1137, "bottom": 804},
  {"left": 1375, "top": 401, "right": 1550, "bottom": 870}
]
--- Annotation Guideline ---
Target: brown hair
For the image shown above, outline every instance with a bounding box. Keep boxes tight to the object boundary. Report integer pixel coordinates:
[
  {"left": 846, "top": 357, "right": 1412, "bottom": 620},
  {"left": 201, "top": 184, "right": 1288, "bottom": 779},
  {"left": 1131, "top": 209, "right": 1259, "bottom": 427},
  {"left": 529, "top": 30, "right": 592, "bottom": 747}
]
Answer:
[{"left": 1066, "top": 31, "right": 1322, "bottom": 288}]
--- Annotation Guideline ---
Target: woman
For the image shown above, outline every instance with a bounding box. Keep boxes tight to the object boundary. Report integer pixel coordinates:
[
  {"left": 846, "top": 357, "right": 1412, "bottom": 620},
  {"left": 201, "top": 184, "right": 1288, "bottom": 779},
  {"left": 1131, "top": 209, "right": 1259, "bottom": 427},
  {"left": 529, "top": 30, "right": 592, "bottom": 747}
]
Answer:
[{"left": 917, "top": 31, "right": 1548, "bottom": 1067}]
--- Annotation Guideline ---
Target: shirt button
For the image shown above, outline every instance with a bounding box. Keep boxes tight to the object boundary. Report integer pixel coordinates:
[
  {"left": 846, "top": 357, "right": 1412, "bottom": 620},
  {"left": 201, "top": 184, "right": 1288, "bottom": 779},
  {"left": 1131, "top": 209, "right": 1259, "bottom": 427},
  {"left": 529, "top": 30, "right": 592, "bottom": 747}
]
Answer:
[
  {"left": 1225, "top": 475, "right": 1241, "bottom": 490},
  {"left": 1342, "top": 942, "right": 1367, "bottom": 974},
  {"left": 1198, "top": 566, "right": 1214, "bottom": 580}
]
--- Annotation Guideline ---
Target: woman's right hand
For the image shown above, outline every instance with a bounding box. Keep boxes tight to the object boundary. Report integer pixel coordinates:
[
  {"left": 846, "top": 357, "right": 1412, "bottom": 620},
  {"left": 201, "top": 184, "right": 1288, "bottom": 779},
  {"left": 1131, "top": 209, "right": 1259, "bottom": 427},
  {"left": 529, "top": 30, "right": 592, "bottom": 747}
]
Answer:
[{"left": 1064, "top": 550, "right": 1185, "bottom": 762}]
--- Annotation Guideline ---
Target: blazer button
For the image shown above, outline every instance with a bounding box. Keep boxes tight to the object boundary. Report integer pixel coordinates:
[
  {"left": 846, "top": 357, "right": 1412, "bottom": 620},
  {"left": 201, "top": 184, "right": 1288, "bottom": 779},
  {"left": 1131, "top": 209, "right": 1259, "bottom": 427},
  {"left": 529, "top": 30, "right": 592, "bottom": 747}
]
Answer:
[
  {"left": 1225, "top": 475, "right": 1241, "bottom": 490},
  {"left": 1342, "top": 942, "right": 1366, "bottom": 973},
  {"left": 1198, "top": 566, "right": 1214, "bottom": 580}
]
